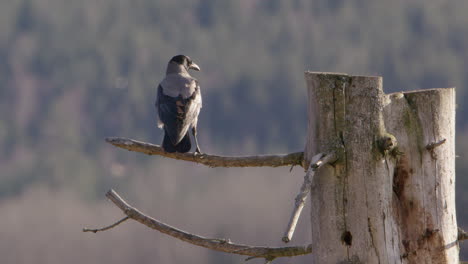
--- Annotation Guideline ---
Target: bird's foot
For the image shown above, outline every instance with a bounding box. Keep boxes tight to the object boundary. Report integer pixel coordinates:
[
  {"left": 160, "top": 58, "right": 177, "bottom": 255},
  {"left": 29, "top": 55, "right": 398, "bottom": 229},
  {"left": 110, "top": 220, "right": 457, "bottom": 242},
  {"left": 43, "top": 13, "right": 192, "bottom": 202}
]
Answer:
[{"left": 193, "top": 147, "right": 202, "bottom": 156}]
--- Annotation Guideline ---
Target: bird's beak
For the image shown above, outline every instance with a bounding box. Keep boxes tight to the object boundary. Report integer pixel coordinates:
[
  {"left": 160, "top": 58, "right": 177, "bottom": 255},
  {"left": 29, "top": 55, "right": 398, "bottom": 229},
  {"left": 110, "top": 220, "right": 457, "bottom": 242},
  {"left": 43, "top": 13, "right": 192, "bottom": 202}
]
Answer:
[{"left": 189, "top": 62, "right": 201, "bottom": 71}]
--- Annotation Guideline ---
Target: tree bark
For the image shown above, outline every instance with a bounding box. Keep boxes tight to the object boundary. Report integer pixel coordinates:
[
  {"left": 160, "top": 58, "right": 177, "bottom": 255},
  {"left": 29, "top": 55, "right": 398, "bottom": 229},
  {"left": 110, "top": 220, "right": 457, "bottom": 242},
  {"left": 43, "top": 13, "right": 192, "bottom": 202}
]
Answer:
[{"left": 304, "top": 72, "right": 458, "bottom": 263}]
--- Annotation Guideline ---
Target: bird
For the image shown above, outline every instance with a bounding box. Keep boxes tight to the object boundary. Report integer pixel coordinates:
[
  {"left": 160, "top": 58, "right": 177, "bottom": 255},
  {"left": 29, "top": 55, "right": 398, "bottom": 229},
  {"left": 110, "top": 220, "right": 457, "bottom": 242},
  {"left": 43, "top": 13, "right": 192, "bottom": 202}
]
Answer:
[{"left": 155, "top": 55, "right": 202, "bottom": 153}]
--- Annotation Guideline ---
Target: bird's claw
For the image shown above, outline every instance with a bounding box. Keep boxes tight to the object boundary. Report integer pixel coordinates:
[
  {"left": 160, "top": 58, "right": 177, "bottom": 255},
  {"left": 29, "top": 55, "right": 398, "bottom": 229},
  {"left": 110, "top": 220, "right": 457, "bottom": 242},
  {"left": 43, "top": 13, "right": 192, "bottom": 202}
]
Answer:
[{"left": 193, "top": 148, "right": 202, "bottom": 156}]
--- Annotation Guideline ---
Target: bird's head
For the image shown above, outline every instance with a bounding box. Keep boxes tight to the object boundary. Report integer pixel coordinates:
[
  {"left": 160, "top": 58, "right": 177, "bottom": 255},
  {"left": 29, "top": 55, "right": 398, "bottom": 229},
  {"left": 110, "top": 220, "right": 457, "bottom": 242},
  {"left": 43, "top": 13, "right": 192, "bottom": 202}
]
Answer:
[{"left": 169, "top": 55, "right": 200, "bottom": 72}]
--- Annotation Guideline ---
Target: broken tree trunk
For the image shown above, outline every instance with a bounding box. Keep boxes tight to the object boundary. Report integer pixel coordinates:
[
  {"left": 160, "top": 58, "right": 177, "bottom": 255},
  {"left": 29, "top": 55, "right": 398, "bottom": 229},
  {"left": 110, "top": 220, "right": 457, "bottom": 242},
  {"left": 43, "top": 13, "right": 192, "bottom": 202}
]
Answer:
[{"left": 304, "top": 72, "right": 458, "bottom": 263}]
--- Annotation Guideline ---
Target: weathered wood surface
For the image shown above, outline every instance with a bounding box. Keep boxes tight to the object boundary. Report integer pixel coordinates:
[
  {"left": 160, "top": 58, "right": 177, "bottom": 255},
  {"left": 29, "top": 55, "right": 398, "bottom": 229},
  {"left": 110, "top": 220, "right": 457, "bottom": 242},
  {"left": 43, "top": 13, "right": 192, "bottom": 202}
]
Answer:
[
  {"left": 384, "top": 89, "right": 458, "bottom": 263},
  {"left": 304, "top": 72, "right": 458, "bottom": 263}
]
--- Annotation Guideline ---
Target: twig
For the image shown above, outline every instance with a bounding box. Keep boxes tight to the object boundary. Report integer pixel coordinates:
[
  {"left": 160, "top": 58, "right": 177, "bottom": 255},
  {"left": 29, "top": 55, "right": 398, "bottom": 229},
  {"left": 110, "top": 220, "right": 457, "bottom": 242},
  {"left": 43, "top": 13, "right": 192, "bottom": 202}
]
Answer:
[
  {"left": 426, "top": 138, "right": 446, "bottom": 150},
  {"left": 282, "top": 152, "right": 337, "bottom": 243},
  {"left": 83, "top": 216, "right": 129, "bottom": 233},
  {"left": 105, "top": 137, "right": 304, "bottom": 168},
  {"left": 92, "top": 189, "right": 312, "bottom": 261}
]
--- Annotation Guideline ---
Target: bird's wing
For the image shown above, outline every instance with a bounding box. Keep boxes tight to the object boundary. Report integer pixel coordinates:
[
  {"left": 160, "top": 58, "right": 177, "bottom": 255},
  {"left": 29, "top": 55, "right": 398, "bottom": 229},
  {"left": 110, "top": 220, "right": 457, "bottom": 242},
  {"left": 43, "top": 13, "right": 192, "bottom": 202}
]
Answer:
[
  {"left": 155, "top": 85, "right": 164, "bottom": 128},
  {"left": 156, "top": 80, "right": 201, "bottom": 145},
  {"left": 184, "top": 80, "right": 202, "bottom": 128}
]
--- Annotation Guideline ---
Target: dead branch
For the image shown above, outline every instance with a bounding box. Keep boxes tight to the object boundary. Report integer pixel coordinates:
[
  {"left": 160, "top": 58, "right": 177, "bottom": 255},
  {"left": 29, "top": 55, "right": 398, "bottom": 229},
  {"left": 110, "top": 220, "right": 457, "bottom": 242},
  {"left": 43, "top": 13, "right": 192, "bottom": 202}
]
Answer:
[
  {"left": 106, "top": 137, "right": 304, "bottom": 168},
  {"left": 83, "top": 216, "right": 129, "bottom": 233},
  {"left": 86, "top": 189, "right": 312, "bottom": 261},
  {"left": 282, "top": 152, "right": 337, "bottom": 243}
]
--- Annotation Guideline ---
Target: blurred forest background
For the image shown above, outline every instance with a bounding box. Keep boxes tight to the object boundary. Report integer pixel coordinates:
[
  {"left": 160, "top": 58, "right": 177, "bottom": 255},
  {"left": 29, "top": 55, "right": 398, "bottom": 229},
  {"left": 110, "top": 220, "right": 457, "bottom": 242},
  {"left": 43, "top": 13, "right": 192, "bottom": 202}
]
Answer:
[{"left": 2, "top": 0, "right": 468, "bottom": 263}]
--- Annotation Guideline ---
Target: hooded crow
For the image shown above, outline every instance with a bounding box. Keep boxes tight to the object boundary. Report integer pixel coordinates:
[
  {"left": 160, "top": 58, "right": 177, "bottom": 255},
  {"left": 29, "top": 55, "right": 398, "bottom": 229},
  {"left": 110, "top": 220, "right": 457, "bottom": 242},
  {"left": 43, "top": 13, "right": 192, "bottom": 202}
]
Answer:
[{"left": 155, "top": 55, "right": 202, "bottom": 153}]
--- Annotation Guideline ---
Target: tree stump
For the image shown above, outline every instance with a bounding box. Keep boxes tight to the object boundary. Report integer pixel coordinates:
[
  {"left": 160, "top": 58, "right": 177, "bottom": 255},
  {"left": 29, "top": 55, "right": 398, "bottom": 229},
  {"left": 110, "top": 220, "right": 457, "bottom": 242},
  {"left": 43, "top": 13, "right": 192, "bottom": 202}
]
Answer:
[{"left": 304, "top": 72, "right": 458, "bottom": 263}]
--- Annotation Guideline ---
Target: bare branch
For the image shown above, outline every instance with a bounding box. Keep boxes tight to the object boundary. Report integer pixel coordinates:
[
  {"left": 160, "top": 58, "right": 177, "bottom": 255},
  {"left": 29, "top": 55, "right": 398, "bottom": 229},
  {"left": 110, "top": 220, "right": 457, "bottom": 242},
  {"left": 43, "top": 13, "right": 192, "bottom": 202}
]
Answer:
[
  {"left": 105, "top": 137, "right": 303, "bottom": 168},
  {"left": 99, "top": 189, "right": 312, "bottom": 260},
  {"left": 282, "top": 152, "right": 337, "bottom": 243},
  {"left": 83, "top": 216, "right": 129, "bottom": 233}
]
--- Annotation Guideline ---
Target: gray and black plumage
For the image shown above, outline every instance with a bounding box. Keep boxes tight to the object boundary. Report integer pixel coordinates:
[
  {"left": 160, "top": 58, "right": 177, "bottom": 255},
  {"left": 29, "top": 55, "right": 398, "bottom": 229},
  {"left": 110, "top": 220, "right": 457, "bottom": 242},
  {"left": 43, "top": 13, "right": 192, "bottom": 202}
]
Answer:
[{"left": 155, "top": 55, "right": 202, "bottom": 153}]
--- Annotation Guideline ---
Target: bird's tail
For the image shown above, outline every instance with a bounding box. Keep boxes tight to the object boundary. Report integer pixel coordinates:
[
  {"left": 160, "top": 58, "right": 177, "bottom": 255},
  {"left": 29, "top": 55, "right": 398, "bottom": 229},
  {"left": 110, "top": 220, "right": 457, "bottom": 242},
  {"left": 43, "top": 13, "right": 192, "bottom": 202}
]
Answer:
[{"left": 162, "top": 132, "right": 191, "bottom": 153}]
